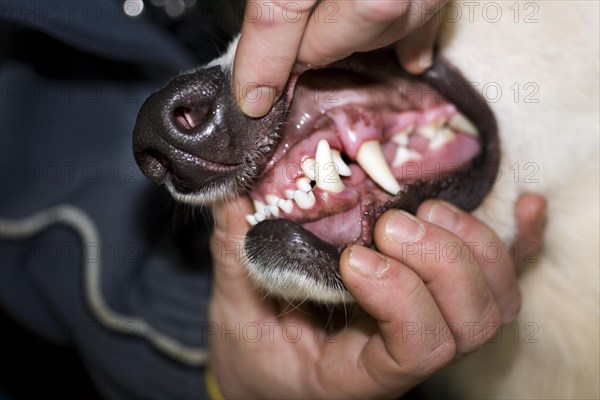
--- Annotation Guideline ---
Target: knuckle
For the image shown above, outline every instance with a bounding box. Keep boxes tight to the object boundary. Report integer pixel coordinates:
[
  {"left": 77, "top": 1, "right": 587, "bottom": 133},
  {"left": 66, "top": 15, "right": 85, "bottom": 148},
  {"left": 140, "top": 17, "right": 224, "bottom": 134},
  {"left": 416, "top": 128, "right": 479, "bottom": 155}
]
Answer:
[
  {"left": 355, "top": 0, "right": 406, "bottom": 22},
  {"left": 459, "top": 303, "right": 503, "bottom": 354},
  {"left": 414, "top": 339, "right": 457, "bottom": 376}
]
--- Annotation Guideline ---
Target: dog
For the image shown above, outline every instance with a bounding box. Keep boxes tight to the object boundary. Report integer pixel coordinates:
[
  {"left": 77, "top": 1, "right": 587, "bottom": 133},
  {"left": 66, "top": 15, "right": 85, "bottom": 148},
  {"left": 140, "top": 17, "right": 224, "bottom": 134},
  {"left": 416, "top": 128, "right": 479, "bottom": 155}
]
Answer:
[{"left": 132, "top": 1, "right": 599, "bottom": 398}]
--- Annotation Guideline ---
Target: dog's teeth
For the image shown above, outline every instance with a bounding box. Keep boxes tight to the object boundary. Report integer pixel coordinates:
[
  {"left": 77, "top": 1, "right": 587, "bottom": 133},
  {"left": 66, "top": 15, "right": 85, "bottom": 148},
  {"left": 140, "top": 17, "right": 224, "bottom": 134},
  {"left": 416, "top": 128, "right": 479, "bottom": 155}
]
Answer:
[
  {"left": 255, "top": 212, "right": 266, "bottom": 222},
  {"left": 315, "top": 139, "right": 345, "bottom": 193},
  {"left": 356, "top": 140, "right": 402, "bottom": 195},
  {"left": 392, "top": 132, "right": 410, "bottom": 147},
  {"left": 392, "top": 147, "right": 423, "bottom": 167},
  {"left": 293, "top": 190, "right": 316, "bottom": 209},
  {"left": 277, "top": 199, "right": 293, "bottom": 213},
  {"left": 391, "top": 125, "right": 414, "bottom": 147},
  {"left": 245, "top": 215, "right": 257, "bottom": 226},
  {"left": 417, "top": 119, "right": 444, "bottom": 140},
  {"left": 265, "top": 194, "right": 280, "bottom": 205},
  {"left": 285, "top": 189, "right": 295, "bottom": 199},
  {"left": 301, "top": 158, "right": 316, "bottom": 181},
  {"left": 331, "top": 150, "right": 352, "bottom": 177},
  {"left": 253, "top": 200, "right": 266, "bottom": 213},
  {"left": 296, "top": 177, "right": 312, "bottom": 192},
  {"left": 267, "top": 205, "right": 280, "bottom": 217},
  {"left": 429, "top": 128, "right": 456, "bottom": 150},
  {"left": 448, "top": 113, "right": 478, "bottom": 136}
]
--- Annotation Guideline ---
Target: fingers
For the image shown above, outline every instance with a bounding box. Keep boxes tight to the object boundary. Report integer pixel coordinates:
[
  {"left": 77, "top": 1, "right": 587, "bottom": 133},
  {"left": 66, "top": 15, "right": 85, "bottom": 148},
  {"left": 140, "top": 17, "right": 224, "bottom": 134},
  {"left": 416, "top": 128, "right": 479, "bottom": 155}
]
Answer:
[
  {"left": 298, "top": 0, "right": 414, "bottom": 65},
  {"left": 235, "top": 0, "right": 448, "bottom": 117},
  {"left": 395, "top": 13, "right": 441, "bottom": 74},
  {"left": 417, "top": 200, "right": 522, "bottom": 323},
  {"left": 333, "top": 246, "right": 455, "bottom": 395},
  {"left": 210, "top": 196, "right": 273, "bottom": 320},
  {"left": 233, "top": 1, "right": 317, "bottom": 117},
  {"left": 513, "top": 193, "right": 547, "bottom": 267},
  {"left": 372, "top": 206, "right": 503, "bottom": 356}
]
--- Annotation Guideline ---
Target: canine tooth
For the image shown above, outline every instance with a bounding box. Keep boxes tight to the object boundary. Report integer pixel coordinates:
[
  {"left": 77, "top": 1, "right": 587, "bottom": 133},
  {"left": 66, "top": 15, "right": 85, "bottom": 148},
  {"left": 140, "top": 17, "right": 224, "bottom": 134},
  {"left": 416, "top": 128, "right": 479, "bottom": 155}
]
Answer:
[
  {"left": 285, "top": 189, "right": 295, "bottom": 199},
  {"left": 301, "top": 158, "right": 316, "bottom": 181},
  {"left": 429, "top": 128, "right": 456, "bottom": 150},
  {"left": 253, "top": 200, "right": 266, "bottom": 213},
  {"left": 265, "top": 194, "right": 280, "bottom": 205},
  {"left": 356, "top": 140, "right": 402, "bottom": 195},
  {"left": 277, "top": 199, "right": 293, "bottom": 213},
  {"left": 392, "top": 147, "right": 423, "bottom": 167},
  {"left": 315, "top": 139, "right": 345, "bottom": 193},
  {"left": 296, "top": 177, "right": 312, "bottom": 192},
  {"left": 267, "top": 205, "right": 280, "bottom": 217},
  {"left": 246, "top": 215, "right": 257, "bottom": 226},
  {"left": 293, "top": 190, "right": 316, "bottom": 210},
  {"left": 255, "top": 212, "right": 266, "bottom": 222},
  {"left": 448, "top": 113, "right": 478, "bottom": 136},
  {"left": 331, "top": 150, "right": 352, "bottom": 177}
]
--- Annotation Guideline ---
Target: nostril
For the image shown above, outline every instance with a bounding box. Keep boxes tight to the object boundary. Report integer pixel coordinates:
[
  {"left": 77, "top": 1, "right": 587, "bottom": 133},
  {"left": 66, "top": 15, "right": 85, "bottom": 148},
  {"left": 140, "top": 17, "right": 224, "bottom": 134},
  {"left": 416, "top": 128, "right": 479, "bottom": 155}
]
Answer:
[
  {"left": 174, "top": 105, "right": 209, "bottom": 131},
  {"left": 139, "top": 149, "right": 171, "bottom": 184}
]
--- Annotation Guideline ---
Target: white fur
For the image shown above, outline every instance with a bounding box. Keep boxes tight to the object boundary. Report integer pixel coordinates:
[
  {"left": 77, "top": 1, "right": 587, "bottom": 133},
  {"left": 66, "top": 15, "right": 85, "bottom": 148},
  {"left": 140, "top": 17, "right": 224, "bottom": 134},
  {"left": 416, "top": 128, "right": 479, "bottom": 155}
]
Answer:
[{"left": 428, "top": 2, "right": 600, "bottom": 398}]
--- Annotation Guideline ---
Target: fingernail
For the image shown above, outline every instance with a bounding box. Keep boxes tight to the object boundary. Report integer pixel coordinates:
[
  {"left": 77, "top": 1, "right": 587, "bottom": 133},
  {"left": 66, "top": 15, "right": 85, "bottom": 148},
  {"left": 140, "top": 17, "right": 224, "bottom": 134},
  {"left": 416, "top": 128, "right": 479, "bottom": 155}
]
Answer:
[
  {"left": 427, "top": 201, "right": 461, "bottom": 232},
  {"left": 240, "top": 86, "right": 278, "bottom": 118},
  {"left": 385, "top": 210, "right": 425, "bottom": 242},
  {"left": 347, "top": 246, "right": 389, "bottom": 278}
]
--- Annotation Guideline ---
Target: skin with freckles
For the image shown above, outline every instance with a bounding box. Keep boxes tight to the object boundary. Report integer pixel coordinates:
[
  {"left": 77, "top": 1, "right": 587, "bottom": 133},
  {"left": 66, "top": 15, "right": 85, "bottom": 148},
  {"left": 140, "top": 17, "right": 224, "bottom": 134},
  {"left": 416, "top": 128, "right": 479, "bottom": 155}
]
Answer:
[
  {"left": 209, "top": 193, "right": 545, "bottom": 398},
  {"left": 234, "top": 0, "right": 449, "bottom": 117}
]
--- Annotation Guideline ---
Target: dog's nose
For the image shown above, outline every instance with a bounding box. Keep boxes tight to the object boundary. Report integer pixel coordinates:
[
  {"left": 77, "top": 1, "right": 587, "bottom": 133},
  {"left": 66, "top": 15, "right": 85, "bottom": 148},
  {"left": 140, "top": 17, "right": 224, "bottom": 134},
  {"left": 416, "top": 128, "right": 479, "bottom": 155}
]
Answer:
[{"left": 132, "top": 66, "right": 262, "bottom": 193}]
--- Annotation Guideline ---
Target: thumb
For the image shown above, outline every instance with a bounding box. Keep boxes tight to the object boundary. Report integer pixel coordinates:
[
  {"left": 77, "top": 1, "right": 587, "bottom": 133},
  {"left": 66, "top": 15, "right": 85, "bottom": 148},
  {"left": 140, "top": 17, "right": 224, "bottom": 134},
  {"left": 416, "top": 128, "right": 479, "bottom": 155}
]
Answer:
[{"left": 210, "top": 196, "right": 271, "bottom": 318}]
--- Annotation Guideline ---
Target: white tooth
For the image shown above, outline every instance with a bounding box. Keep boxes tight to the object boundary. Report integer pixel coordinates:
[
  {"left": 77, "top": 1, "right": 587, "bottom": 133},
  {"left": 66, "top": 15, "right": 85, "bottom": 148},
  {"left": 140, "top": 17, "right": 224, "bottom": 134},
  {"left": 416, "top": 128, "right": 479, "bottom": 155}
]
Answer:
[
  {"left": 267, "top": 205, "right": 280, "bottom": 217},
  {"left": 296, "top": 177, "right": 312, "bottom": 192},
  {"left": 315, "top": 139, "right": 345, "bottom": 193},
  {"left": 429, "top": 128, "right": 456, "bottom": 150},
  {"left": 356, "top": 140, "right": 402, "bottom": 195},
  {"left": 392, "top": 133, "right": 409, "bottom": 147},
  {"left": 391, "top": 132, "right": 410, "bottom": 147},
  {"left": 293, "top": 190, "right": 316, "bottom": 210},
  {"left": 417, "top": 119, "right": 444, "bottom": 140},
  {"left": 301, "top": 158, "right": 316, "bottom": 181},
  {"left": 392, "top": 147, "right": 423, "bottom": 167},
  {"left": 285, "top": 189, "right": 295, "bottom": 199},
  {"left": 262, "top": 205, "right": 272, "bottom": 217},
  {"left": 246, "top": 215, "right": 257, "bottom": 226},
  {"left": 391, "top": 125, "right": 414, "bottom": 146},
  {"left": 448, "top": 113, "right": 478, "bottom": 136},
  {"left": 277, "top": 199, "right": 293, "bottom": 213},
  {"left": 255, "top": 212, "right": 266, "bottom": 222},
  {"left": 253, "top": 200, "right": 266, "bottom": 213},
  {"left": 265, "top": 194, "right": 280, "bottom": 205},
  {"left": 331, "top": 150, "right": 352, "bottom": 177}
]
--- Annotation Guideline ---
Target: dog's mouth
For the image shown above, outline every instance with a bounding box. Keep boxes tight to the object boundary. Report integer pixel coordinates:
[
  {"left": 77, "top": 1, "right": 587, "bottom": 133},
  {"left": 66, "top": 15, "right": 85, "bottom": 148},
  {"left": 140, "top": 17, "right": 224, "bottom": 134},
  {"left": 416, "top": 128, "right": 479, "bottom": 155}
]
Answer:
[
  {"left": 133, "top": 48, "right": 499, "bottom": 304},
  {"left": 243, "top": 51, "right": 498, "bottom": 303}
]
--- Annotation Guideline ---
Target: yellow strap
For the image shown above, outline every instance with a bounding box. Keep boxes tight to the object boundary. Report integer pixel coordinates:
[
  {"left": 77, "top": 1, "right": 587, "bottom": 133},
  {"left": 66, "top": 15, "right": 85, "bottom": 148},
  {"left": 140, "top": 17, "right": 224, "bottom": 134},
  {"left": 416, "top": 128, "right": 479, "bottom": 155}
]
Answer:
[{"left": 205, "top": 368, "right": 225, "bottom": 400}]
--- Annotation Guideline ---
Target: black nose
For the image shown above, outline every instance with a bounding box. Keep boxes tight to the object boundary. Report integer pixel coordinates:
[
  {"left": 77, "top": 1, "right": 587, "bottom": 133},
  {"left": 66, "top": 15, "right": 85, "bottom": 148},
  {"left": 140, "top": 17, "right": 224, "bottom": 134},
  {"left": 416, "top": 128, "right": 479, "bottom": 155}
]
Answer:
[{"left": 132, "top": 66, "right": 285, "bottom": 195}]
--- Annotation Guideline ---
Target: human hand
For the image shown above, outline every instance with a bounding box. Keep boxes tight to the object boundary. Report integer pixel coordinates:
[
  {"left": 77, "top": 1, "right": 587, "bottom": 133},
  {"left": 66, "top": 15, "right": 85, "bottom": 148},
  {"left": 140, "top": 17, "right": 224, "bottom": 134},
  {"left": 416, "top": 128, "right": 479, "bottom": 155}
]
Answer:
[
  {"left": 234, "top": 0, "right": 449, "bottom": 117},
  {"left": 207, "top": 193, "right": 545, "bottom": 398}
]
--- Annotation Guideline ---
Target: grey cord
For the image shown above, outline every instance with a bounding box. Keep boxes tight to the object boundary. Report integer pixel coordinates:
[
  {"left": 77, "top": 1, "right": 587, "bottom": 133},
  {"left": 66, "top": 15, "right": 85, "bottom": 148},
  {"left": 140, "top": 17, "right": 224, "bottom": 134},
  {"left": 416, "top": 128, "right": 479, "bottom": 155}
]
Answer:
[{"left": 0, "top": 204, "right": 208, "bottom": 366}]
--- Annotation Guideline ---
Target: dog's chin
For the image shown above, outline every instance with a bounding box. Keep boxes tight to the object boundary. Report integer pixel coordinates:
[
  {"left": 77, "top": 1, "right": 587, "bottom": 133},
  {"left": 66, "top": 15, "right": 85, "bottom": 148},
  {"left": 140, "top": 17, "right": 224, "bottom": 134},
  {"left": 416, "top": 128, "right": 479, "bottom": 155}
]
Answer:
[{"left": 138, "top": 48, "right": 500, "bottom": 305}]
